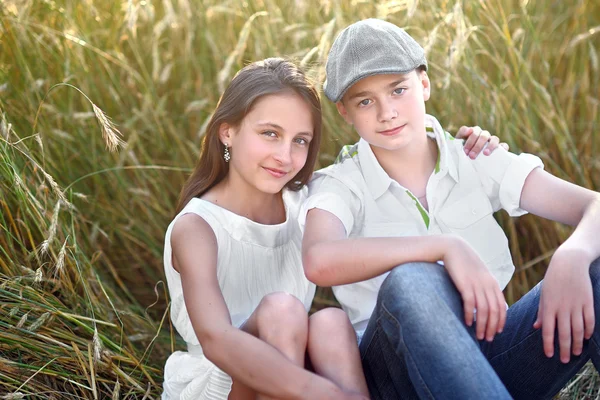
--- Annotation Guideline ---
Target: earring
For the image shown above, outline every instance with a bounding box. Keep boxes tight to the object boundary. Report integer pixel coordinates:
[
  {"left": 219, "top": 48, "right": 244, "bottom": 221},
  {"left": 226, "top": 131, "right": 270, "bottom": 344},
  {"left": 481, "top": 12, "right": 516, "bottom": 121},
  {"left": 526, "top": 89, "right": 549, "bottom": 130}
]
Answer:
[{"left": 223, "top": 143, "right": 231, "bottom": 162}]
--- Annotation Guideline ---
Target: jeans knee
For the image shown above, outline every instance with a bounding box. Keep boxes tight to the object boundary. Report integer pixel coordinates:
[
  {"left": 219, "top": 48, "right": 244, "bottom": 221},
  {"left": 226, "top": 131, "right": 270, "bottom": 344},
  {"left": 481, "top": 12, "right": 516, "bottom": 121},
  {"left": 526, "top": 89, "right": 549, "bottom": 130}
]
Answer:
[
  {"left": 380, "top": 262, "right": 448, "bottom": 302},
  {"left": 377, "top": 262, "right": 463, "bottom": 324}
]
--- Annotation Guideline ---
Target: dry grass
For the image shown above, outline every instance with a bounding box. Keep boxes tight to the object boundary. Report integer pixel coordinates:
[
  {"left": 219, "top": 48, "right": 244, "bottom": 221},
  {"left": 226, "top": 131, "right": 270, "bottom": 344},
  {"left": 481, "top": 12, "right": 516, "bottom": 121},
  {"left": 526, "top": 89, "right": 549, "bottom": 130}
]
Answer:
[{"left": 0, "top": 0, "right": 598, "bottom": 398}]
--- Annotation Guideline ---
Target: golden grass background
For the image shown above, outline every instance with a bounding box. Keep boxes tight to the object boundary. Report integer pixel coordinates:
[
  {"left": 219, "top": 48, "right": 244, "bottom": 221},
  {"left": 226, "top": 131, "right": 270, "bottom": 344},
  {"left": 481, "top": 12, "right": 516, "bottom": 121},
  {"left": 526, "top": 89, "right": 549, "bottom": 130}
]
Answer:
[{"left": 0, "top": 0, "right": 599, "bottom": 398}]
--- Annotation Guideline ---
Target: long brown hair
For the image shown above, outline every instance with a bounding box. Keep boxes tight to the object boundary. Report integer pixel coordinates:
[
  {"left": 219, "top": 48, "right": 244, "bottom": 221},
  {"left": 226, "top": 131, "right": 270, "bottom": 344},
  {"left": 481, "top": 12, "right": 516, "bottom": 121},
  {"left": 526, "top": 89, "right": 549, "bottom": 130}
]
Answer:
[{"left": 175, "top": 58, "right": 322, "bottom": 214}]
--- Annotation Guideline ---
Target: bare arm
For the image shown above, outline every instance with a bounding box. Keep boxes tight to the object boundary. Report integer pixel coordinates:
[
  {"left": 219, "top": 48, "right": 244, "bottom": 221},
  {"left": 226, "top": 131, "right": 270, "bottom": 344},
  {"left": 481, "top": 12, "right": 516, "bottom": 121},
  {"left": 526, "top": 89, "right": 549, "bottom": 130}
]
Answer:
[
  {"left": 302, "top": 208, "right": 507, "bottom": 340},
  {"left": 519, "top": 168, "right": 600, "bottom": 362},
  {"left": 520, "top": 168, "right": 600, "bottom": 260},
  {"left": 172, "top": 214, "right": 345, "bottom": 400},
  {"left": 302, "top": 208, "right": 450, "bottom": 287}
]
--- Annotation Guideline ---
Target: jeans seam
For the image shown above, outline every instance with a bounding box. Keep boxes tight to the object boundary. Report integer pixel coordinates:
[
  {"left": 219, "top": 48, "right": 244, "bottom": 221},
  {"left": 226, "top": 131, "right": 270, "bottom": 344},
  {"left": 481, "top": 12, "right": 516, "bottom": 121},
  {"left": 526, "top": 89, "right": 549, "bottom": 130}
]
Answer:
[
  {"left": 380, "top": 301, "right": 435, "bottom": 400},
  {"left": 486, "top": 327, "right": 540, "bottom": 364},
  {"left": 360, "top": 316, "right": 381, "bottom": 363}
]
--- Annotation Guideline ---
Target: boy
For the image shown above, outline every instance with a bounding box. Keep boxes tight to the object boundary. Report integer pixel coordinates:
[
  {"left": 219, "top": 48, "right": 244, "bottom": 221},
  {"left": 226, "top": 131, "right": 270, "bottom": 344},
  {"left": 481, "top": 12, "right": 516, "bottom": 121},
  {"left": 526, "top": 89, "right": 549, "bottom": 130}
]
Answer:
[{"left": 301, "top": 18, "right": 600, "bottom": 399}]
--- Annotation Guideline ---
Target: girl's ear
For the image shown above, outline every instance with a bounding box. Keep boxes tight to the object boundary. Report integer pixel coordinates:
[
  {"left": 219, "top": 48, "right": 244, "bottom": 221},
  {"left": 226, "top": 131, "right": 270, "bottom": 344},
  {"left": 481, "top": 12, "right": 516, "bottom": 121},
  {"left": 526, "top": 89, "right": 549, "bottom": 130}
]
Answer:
[
  {"left": 218, "top": 123, "right": 234, "bottom": 146},
  {"left": 420, "top": 71, "right": 431, "bottom": 101}
]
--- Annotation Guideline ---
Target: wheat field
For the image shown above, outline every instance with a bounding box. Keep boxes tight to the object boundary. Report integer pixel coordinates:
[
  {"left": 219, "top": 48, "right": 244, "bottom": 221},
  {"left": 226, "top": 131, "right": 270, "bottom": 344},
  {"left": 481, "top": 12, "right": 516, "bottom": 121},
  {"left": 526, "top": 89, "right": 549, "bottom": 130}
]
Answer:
[{"left": 0, "top": 0, "right": 599, "bottom": 398}]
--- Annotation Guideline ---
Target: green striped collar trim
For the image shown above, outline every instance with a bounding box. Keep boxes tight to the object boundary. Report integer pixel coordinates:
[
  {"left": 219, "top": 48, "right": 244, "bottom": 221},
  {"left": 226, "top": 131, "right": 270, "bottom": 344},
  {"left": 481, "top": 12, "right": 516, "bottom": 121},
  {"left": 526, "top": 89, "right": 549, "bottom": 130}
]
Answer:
[
  {"left": 335, "top": 143, "right": 359, "bottom": 164},
  {"left": 405, "top": 191, "right": 430, "bottom": 228}
]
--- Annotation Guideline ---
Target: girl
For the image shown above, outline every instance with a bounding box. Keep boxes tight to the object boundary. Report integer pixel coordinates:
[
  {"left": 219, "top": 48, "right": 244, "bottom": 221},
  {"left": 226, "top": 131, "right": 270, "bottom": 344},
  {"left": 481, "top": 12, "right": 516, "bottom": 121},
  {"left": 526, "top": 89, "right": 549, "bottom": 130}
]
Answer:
[{"left": 161, "top": 58, "right": 370, "bottom": 400}]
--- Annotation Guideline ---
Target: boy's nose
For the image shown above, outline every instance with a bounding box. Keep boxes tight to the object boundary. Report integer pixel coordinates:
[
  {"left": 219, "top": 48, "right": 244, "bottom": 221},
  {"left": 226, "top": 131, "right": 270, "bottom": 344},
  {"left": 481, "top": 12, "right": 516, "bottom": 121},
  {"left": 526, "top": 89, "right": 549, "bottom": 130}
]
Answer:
[{"left": 378, "top": 101, "right": 398, "bottom": 122}]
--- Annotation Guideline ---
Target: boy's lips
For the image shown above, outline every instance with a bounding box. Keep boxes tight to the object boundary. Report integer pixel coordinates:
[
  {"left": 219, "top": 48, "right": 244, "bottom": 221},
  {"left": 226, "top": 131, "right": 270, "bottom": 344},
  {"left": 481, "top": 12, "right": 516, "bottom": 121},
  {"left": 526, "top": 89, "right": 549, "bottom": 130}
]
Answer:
[
  {"left": 378, "top": 124, "right": 406, "bottom": 136},
  {"left": 263, "top": 167, "right": 289, "bottom": 178}
]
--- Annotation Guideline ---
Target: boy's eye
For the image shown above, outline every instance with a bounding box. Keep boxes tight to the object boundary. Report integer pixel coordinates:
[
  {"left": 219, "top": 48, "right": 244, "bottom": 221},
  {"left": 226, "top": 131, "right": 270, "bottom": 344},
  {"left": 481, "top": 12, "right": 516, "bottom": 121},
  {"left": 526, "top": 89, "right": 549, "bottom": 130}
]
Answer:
[
  {"left": 358, "top": 99, "right": 371, "bottom": 107},
  {"left": 393, "top": 87, "right": 405, "bottom": 95}
]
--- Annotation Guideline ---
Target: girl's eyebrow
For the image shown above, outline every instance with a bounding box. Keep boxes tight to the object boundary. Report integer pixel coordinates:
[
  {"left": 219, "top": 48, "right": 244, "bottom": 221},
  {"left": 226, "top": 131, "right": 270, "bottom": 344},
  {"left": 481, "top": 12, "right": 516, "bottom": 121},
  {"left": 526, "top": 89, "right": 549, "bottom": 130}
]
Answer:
[{"left": 256, "top": 122, "right": 313, "bottom": 137}]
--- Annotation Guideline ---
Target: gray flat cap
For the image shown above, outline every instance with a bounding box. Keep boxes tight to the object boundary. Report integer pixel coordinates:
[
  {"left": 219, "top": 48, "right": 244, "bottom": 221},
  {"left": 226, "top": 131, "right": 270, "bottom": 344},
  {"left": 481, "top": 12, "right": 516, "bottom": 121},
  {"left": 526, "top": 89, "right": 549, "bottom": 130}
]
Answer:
[{"left": 324, "top": 19, "right": 427, "bottom": 102}]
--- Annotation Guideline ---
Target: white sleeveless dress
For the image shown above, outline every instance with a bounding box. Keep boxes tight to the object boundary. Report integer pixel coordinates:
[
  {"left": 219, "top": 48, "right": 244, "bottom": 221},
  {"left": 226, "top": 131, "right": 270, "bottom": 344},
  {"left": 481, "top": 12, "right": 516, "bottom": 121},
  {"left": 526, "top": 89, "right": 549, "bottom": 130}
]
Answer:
[{"left": 161, "top": 189, "right": 316, "bottom": 399}]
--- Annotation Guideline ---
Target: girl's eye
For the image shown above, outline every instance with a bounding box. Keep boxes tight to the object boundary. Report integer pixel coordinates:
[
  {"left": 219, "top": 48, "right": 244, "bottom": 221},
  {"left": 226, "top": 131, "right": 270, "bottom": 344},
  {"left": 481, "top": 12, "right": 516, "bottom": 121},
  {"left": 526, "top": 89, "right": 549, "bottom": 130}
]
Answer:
[
  {"left": 393, "top": 88, "right": 405, "bottom": 95},
  {"left": 358, "top": 99, "right": 371, "bottom": 107},
  {"left": 294, "top": 137, "right": 310, "bottom": 146},
  {"left": 262, "top": 130, "right": 277, "bottom": 137}
]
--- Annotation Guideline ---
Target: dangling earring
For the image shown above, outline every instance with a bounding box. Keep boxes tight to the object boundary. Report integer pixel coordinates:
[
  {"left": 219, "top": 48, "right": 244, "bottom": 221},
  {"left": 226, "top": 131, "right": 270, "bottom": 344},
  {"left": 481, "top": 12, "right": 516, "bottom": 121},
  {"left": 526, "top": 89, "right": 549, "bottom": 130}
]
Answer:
[{"left": 223, "top": 143, "right": 231, "bottom": 163}]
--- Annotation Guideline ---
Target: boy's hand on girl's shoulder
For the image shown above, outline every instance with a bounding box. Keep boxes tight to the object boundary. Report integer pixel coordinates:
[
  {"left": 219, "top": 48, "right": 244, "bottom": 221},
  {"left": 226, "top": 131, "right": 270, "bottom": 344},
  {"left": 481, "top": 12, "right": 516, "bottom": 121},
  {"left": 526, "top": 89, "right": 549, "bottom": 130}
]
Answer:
[
  {"left": 440, "top": 235, "right": 507, "bottom": 342},
  {"left": 533, "top": 247, "right": 595, "bottom": 364},
  {"left": 456, "top": 126, "right": 509, "bottom": 159}
]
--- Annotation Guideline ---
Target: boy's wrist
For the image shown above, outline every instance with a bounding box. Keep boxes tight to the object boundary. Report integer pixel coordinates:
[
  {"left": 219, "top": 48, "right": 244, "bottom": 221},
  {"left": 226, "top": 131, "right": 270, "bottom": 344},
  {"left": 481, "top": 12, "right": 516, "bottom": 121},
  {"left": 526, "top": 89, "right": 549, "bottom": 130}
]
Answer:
[
  {"left": 437, "top": 234, "right": 464, "bottom": 259},
  {"left": 553, "top": 243, "right": 595, "bottom": 270}
]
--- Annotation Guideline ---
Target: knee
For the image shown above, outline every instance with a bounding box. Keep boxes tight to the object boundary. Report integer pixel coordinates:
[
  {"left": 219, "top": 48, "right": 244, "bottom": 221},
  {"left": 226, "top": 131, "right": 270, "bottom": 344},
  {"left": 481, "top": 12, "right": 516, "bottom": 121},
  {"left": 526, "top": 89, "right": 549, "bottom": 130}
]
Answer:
[
  {"left": 309, "top": 307, "right": 354, "bottom": 338},
  {"left": 256, "top": 292, "right": 308, "bottom": 335},
  {"left": 377, "top": 262, "right": 462, "bottom": 322},
  {"left": 380, "top": 262, "right": 447, "bottom": 302},
  {"left": 308, "top": 308, "right": 356, "bottom": 353}
]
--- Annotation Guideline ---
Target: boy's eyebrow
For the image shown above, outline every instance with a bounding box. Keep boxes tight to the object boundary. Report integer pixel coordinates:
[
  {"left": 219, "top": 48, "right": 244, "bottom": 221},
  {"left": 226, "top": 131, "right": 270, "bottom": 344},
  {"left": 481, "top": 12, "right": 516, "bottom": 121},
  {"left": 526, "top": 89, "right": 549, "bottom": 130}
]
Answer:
[
  {"left": 346, "top": 76, "right": 410, "bottom": 101},
  {"left": 256, "top": 122, "right": 313, "bottom": 137}
]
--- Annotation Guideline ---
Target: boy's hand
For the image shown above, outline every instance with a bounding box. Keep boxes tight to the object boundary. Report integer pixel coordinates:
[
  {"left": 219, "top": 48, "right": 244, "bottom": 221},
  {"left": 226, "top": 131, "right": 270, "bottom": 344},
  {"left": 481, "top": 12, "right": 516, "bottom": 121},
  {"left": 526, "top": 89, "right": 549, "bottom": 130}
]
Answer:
[
  {"left": 533, "top": 248, "right": 595, "bottom": 363},
  {"left": 456, "top": 126, "right": 509, "bottom": 159},
  {"left": 442, "top": 235, "right": 507, "bottom": 342}
]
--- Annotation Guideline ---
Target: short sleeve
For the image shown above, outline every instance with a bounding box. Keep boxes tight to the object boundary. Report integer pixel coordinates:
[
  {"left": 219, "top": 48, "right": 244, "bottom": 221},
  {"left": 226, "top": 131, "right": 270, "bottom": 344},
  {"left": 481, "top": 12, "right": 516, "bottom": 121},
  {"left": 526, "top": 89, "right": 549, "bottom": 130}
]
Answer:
[
  {"left": 472, "top": 149, "right": 544, "bottom": 216},
  {"left": 298, "top": 174, "right": 361, "bottom": 237}
]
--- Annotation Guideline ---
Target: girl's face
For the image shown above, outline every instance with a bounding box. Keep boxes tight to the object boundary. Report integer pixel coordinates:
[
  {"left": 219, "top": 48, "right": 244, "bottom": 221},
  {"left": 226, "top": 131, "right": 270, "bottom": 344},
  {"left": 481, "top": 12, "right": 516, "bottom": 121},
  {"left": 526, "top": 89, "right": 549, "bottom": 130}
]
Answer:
[{"left": 221, "top": 92, "right": 315, "bottom": 194}]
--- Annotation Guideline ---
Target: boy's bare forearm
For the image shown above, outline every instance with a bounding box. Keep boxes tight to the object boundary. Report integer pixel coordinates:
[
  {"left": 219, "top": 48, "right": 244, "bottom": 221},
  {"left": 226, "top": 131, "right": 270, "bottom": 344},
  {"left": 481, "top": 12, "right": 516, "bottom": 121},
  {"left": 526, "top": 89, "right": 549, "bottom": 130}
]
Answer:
[
  {"left": 304, "top": 235, "right": 451, "bottom": 286},
  {"left": 559, "top": 195, "right": 600, "bottom": 263}
]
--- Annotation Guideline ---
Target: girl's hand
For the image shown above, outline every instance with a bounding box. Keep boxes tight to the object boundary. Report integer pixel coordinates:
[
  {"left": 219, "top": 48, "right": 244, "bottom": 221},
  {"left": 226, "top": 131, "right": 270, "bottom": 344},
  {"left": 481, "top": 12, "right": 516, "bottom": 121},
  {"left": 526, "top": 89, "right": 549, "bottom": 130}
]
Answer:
[
  {"left": 441, "top": 235, "right": 507, "bottom": 342},
  {"left": 456, "top": 126, "right": 509, "bottom": 159}
]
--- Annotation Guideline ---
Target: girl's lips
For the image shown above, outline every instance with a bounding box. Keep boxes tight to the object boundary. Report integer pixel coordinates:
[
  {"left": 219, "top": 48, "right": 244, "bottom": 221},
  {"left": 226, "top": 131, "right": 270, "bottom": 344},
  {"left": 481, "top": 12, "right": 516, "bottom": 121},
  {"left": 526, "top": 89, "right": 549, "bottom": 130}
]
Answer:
[
  {"left": 379, "top": 124, "right": 406, "bottom": 136},
  {"left": 263, "top": 167, "right": 288, "bottom": 178}
]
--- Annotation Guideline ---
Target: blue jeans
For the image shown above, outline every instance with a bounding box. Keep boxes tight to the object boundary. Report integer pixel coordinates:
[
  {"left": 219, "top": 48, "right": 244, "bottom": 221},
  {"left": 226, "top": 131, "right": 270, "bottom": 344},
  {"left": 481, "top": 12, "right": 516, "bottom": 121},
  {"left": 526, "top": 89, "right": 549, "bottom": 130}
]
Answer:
[{"left": 359, "top": 259, "right": 600, "bottom": 400}]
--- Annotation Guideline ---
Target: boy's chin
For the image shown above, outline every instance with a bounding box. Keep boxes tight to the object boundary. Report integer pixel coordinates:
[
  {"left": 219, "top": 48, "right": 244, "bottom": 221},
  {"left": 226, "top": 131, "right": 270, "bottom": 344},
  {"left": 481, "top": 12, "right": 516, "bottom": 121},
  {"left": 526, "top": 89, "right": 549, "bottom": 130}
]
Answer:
[{"left": 369, "top": 137, "right": 412, "bottom": 152}]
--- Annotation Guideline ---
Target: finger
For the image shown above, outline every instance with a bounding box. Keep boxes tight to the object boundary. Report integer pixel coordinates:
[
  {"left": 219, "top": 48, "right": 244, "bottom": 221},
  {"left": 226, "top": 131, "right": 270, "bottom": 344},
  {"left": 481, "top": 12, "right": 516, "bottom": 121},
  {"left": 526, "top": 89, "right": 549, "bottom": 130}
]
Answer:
[
  {"left": 496, "top": 286, "right": 507, "bottom": 334},
  {"left": 484, "top": 136, "right": 500, "bottom": 156},
  {"left": 558, "top": 311, "right": 572, "bottom": 363},
  {"left": 571, "top": 310, "right": 585, "bottom": 357},
  {"left": 462, "top": 289, "right": 476, "bottom": 327},
  {"left": 484, "top": 284, "right": 499, "bottom": 341},
  {"left": 455, "top": 126, "right": 473, "bottom": 140},
  {"left": 534, "top": 300, "right": 544, "bottom": 330},
  {"left": 469, "top": 130, "right": 491, "bottom": 159},
  {"left": 500, "top": 142, "right": 509, "bottom": 151},
  {"left": 475, "top": 287, "right": 489, "bottom": 341},
  {"left": 541, "top": 309, "right": 555, "bottom": 358},
  {"left": 583, "top": 302, "right": 595, "bottom": 340},
  {"left": 462, "top": 126, "right": 482, "bottom": 155}
]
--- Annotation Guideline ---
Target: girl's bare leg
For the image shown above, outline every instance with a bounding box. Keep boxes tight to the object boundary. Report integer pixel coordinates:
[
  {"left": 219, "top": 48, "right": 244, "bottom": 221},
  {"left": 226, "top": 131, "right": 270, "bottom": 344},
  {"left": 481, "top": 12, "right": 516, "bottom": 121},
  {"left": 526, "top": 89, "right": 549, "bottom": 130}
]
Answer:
[
  {"left": 307, "top": 308, "right": 370, "bottom": 397},
  {"left": 228, "top": 292, "right": 308, "bottom": 399}
]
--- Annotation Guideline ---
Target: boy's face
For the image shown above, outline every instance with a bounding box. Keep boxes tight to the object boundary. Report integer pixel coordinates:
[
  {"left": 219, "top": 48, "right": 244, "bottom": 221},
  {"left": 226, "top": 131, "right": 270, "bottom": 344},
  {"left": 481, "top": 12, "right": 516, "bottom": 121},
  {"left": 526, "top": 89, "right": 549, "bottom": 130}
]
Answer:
[{"left": 336, "top": 70, "right": 430, "bottom": 152}]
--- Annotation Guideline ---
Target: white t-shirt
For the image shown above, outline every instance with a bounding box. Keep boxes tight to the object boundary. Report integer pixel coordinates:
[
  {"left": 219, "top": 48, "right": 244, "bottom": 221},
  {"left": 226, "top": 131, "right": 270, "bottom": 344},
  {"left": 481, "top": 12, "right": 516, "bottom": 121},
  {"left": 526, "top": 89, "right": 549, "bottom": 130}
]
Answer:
[
  {"left": 163, "top": 189, "right": 315, "bottom": 399},
  {"left": 299, "top": 114, "right": 543, "bottom": 334}
]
